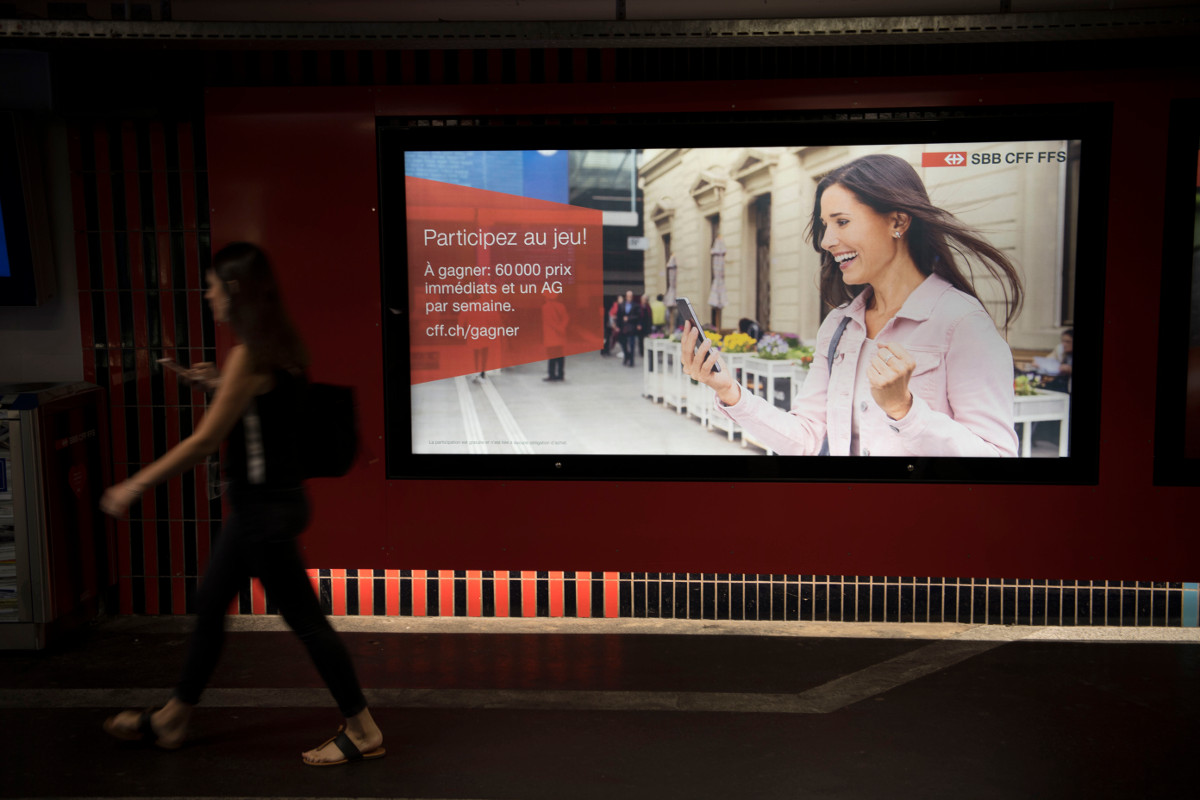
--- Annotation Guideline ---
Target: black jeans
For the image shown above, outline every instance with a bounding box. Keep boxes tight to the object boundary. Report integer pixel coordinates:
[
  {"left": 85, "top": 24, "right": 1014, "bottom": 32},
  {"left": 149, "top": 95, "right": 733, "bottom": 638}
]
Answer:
[{"left": 174, "top": 486, "right": 367, "bottom": 718}]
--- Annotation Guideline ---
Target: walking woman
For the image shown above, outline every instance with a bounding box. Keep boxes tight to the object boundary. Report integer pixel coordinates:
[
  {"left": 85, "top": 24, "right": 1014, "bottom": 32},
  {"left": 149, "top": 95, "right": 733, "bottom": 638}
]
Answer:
[
  {"left": 683, "top": 153, "right": 1023, "bottom": 457},
  {"left": 100, "top": 242, "right": 384, "bottom": 766}
]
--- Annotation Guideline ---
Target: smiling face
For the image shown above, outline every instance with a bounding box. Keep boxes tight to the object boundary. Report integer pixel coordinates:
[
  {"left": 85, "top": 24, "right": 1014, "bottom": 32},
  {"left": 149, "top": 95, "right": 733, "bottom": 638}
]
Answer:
[{"left": 819, "top": 183, "right": 907, "bottom": 287}]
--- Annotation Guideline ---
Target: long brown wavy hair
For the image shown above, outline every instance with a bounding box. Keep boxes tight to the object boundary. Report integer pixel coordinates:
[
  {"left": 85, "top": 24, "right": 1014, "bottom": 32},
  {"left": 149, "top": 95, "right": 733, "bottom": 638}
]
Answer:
[
  {"left": 807, "top": 154, "right": 1024, "bottom": 328},
  {"left": 211, "top": 242, "right": 309, "bottom": 373}
]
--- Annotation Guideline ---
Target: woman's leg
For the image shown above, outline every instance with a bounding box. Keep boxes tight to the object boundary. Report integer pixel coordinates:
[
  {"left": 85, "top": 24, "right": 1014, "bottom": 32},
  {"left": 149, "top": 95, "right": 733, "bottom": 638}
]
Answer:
[
  {"left": 105, "top": 514, "right": 248, "bottom": 747},
  {"left": 173, "top": 517, "right": 251, "bottom": 708},
  {"left": 255, "top": 539, "right": 382, "bottom": 762}
]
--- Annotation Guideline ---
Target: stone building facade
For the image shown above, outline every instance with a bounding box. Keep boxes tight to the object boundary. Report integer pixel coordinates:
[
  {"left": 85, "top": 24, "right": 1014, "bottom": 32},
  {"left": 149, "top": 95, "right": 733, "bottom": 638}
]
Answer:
[{"left": 639, "top": 141, "right": 1076, "bottom": 351}]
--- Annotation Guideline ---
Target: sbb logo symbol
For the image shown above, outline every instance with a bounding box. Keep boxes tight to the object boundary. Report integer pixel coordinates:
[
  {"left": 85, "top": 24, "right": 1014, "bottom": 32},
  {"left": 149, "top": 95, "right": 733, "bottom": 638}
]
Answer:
[{"left": 921, "top": 152, "right": 968, "bottom": 167}]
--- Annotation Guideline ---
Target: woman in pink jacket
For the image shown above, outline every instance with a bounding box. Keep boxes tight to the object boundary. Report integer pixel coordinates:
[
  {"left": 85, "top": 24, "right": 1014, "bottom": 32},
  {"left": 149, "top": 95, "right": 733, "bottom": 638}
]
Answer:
[{"left": 682, "top": 153, "right": 1023, "bottom": 457}]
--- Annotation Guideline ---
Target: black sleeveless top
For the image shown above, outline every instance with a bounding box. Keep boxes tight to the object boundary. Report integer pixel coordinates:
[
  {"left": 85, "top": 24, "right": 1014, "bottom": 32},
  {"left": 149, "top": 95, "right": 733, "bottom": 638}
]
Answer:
[{"left": 226, "top": 368, "right": 306, "bottom": 492}]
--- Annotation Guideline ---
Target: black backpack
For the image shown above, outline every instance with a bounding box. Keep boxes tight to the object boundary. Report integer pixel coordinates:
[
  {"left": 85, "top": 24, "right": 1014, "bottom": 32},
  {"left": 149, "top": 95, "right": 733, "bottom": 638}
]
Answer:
[{"left": 300, "top": 381, "right": 359, "bottom": 478}]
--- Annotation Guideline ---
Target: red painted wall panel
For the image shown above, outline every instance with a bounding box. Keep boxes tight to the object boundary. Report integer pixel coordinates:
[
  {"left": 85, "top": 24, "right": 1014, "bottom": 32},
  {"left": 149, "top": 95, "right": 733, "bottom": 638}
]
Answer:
[
  {"left": 206, "top": 73, "right": 1200, "bottom": 581},
  {"left": 205, "top": 88, "right": 387, "bottom": 565}
]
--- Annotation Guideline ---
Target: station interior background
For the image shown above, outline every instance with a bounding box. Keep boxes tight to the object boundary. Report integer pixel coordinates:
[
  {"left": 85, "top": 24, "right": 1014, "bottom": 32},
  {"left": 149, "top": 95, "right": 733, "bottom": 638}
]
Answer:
[{"left": 1, "top": 0, "right": 1199, "bottom": 631}]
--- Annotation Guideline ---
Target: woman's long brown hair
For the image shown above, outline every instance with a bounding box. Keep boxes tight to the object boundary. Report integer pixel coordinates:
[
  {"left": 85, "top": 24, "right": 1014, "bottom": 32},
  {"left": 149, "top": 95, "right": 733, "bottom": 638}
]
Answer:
[
  {"left": 211, "top": 242, "right": 309, "bottom": 373},
  {"left": 807, "top": 154, "right": 1024, "bottom": 328}
]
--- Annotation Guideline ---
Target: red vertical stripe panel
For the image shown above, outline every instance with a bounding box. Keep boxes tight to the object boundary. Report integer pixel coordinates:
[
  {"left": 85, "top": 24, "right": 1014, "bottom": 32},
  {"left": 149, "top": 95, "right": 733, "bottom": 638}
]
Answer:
[
  {"left": 92, "top": 125, "right": 118, "bottom": 293},
  {"left": 467, "top": 570, "right": 483, "bottom": 617},
  {"left": 122, "top": 122, "right": 144, "bottom": 286},
  {"left": 330, "top": 569, "right": 347, "bottom": 615},
  {"left": 386, "top": 570, "right": 400, "bottom": 616},
  {"left": 159, "top": 283, "right": 176, "bottom": 349},
  {"left": 106, "top": 348, "right": 126, "bottom": 477},
  {"left": 439, "top": 570, "right": 454, "bottom": 617},
  {"left": 77, "top": 290, "right": 94, "bottom": 351},
  {"left": 412, "top": 572, "right": 426, "bottom": 616},
  {"left": 187, "top": 290, "right": 204, "bottom": 361},
  {"left": 576, "top": 572, "right": 592, "bottom": 618},
  {"left": 521, "top": 571, "right": 537, "bottom": 617},
  {"left": 604, "top": 572, "right": 620, "bottom": 618},
  {"left": 549, "top": 571, "right": 564, "bottom": 617},
  {"left": 359, "top": 574, "right": 374, "bottom": 616},
  {"left": 178, "top": 140, "right": 198, "bottom": 234}
]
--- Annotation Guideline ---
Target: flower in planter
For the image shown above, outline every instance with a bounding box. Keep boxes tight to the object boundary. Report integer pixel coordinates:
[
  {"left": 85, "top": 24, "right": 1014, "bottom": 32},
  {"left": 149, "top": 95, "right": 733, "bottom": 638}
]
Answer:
[
  {"left": 788, "top": 344, "right": 816, "bottom": 369},
  {"left": 755, "top": 333, "right": 791, "bottom": 359},
  {"left": 721, "top": 331, "right": 757, "bottom": 353},
  {"left": 1014, "top": 374, "right": 1041, "bottom": 396}
]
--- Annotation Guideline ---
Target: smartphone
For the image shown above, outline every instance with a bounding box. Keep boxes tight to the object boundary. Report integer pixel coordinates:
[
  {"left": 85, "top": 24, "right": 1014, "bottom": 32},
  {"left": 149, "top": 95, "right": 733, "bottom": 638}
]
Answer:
[
  {"left": 676, "top": 297, "right": 721, "bottom": 373},
  {"left": 157, "top": 357, "right": 188, "bottom": 376}
]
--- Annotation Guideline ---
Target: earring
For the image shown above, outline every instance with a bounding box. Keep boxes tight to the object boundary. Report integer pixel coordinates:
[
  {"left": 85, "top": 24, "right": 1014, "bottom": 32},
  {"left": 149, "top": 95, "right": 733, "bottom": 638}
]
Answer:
[{"left": 893, "top": 231, "right": 902, "bottom": 239}]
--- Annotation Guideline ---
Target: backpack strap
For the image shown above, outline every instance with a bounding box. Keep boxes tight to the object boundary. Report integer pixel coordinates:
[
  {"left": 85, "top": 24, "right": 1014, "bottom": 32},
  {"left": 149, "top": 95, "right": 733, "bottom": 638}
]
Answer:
[{"left": 817, "top": 314, "right": 853, "bottom": 456}]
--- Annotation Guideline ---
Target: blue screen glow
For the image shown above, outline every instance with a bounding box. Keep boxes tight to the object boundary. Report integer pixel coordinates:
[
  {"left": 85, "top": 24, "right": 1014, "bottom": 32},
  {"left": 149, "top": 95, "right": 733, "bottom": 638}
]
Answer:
[{"left": 0, "top": 196, "right": 10, "bottom": 278}]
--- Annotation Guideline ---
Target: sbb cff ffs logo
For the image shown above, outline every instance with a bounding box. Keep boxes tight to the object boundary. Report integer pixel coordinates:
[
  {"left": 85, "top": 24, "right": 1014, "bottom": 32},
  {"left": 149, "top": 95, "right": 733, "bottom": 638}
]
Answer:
[
  {"left": 922, "top": 150, "right": 1069, "bottom": 167},
  {"left": 972, "top": 151, "right": 1068, "bottom": 164}
]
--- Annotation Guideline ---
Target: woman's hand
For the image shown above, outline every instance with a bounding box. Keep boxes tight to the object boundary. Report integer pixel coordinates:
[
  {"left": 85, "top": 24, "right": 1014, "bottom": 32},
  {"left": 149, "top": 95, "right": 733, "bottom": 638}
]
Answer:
[
  {"left": 183, "top": 362, "right": 221, "bottom": 391},
  {"left": 681, "top": 322, "right": 739, "bottom": 405},
  {"left": 870, "top": 343, "right": 915, "bottom": 419},
  {"left": 159, "top": 359, "right": 221, "bottom": 392},
  {"left": 100, "top": 480, "right": 145, "bottom": 518}
]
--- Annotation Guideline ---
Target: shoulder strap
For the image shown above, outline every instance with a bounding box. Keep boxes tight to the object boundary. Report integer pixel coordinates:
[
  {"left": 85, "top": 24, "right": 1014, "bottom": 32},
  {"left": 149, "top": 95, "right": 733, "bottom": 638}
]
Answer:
[
  {"left": 826, "top": 315, "right": 852, "bottom": 375},
  {"left": 818, "top": 315, "right": 852, "bottom": 457}
]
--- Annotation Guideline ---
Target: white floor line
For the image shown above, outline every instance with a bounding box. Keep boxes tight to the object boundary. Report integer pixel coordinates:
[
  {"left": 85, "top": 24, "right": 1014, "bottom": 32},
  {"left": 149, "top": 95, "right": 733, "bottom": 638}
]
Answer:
[
  {"left": 100, "top": 614, "right": 1200, "bottom": 641},
  {"left": 479, "top": 375, "right": 533, "bottom": 454},
  {"left": 454, "top": 375, "right": 487, "bottom": 454}
]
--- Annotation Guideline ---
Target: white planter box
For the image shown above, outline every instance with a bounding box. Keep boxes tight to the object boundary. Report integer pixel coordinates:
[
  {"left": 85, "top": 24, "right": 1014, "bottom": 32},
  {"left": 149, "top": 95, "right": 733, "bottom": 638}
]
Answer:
[
  {"left": 661, "top": 340, "right": 686, "bottom": 414},
  {"left": 721, "top": 351, "right": 750, "bottom": 388},
  {"left": 1013, "top": 390, "right": 1070, "bottom": 457},
  {"left": 686, "top": 378, "right": 710, "bottom": 427},
  {"left": 745, "top": 356, "right": 798, "bottom": 412},
  {"left": 643, "top": 338, "right": 671, "bottom": 402}
]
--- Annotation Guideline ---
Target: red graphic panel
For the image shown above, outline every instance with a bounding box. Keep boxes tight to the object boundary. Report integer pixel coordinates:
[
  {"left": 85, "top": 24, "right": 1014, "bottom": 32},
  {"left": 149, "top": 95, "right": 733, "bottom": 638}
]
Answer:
[{"left": 406, "top": 177, "right": 604, "bottom": 384}]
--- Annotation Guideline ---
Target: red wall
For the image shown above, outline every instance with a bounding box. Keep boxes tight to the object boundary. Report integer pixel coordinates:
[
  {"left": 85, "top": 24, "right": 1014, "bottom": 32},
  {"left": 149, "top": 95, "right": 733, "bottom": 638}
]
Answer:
[{"left": 205, "top": 71, "right": 1199, "bottom": 581}]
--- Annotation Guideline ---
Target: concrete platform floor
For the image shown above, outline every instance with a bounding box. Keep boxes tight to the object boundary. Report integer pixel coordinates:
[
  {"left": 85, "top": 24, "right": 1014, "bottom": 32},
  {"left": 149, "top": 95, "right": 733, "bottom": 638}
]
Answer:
[{"left": 1, "top": 617, "right": 1197, "bottom": 799}]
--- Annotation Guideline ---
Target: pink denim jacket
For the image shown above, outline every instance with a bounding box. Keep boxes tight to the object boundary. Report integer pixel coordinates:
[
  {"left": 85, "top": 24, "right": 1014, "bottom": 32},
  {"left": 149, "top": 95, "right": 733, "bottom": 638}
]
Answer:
[{"left": 718, "top": 273, "right": 1019, "bottom": 457}]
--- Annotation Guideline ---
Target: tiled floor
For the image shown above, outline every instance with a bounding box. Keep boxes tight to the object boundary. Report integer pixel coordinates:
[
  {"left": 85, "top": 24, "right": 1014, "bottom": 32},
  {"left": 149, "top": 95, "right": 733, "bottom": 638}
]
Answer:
[{"left": 1, "top": 616, "right": 1197, "bottom": 799}]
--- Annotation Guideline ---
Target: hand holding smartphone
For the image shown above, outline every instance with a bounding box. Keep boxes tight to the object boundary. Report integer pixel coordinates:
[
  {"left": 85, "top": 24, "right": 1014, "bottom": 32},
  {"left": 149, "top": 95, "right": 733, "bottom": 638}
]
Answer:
[
  {"left": 157, "top": 357, "right": 188, "bottom": 376},
  {"left": 158, "top": 358, "right": 220, "bottom": 391},
  {"left": 676, "top": 297, "right": 721, "bottom": 373}
]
